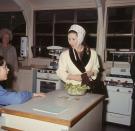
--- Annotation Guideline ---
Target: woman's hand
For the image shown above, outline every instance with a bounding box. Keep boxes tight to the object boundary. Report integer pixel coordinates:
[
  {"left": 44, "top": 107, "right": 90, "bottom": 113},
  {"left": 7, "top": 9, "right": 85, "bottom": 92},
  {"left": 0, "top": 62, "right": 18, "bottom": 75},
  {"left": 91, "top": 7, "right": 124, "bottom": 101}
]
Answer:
[
  {"left": 33, "top": 93, "right": 46, "bottom": 97},
  {"left": 86, "top": 71, "right": 94, "bottom": 77}
]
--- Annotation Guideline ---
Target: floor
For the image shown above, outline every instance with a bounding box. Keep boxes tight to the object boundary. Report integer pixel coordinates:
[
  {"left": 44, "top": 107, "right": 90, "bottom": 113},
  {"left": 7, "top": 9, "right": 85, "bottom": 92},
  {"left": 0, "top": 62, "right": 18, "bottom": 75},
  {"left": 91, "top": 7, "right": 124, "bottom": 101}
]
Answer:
[{"left": 102, "top": 123, "right": 131, "bottom": 131}]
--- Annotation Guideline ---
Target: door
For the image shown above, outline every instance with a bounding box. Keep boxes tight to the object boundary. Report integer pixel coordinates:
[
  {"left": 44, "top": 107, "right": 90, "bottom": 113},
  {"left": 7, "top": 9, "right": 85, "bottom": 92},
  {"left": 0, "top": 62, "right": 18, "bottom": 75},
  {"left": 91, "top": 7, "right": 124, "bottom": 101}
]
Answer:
[
  {"left": 107, "top": 86, "right": 132, "bottom": 115},
  {"left": 36, "top": 79, "right": 56, "bottom": 93}
]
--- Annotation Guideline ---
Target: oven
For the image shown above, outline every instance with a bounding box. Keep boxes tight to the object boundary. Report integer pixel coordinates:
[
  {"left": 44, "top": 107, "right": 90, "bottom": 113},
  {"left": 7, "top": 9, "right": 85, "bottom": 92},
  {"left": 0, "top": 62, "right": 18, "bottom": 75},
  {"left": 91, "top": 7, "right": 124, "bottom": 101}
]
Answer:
[
  {"left": 35, "top": 68, "right": 64, "bottom": 93},
  {"left": 106, "top": 85, "right": 132, "bottom": 126},
  {"left": 105, "top": 67, "right": 133, "bottom": 126},
  {"left": 36, "top": 78, "right": 63, "bottom": 93}
]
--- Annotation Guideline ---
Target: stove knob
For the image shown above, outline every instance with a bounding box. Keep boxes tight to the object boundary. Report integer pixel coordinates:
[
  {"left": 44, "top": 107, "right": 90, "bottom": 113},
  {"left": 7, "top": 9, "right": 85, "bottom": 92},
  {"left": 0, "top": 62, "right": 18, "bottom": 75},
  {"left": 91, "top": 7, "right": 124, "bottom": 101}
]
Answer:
[{"left": 116, "top": 89, "right": 119, "bottom": 92}]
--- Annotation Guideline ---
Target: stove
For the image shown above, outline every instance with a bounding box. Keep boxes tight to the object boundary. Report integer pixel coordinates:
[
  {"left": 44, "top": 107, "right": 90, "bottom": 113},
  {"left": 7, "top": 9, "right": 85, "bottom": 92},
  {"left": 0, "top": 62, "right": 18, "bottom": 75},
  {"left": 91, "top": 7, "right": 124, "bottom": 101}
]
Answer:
[
  {"left": 37, "top": 68, "right": 59, "bottom": 80},
  {"left": 33, "top": 68, "right": 64, "bottom": 93},
  {"left": 105, "top": 67, "right": 133, "bottom": 126}
]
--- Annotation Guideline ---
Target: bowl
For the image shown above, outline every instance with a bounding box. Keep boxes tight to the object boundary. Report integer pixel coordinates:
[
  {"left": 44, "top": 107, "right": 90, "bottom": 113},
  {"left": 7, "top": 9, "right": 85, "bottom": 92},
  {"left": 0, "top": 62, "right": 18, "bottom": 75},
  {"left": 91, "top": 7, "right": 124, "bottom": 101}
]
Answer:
[
  {"left": 64, "top": 83, "right": 89, "bottom": 96},
  {"left": 67, "top": 88, "right": 87, "bottom": 96}
]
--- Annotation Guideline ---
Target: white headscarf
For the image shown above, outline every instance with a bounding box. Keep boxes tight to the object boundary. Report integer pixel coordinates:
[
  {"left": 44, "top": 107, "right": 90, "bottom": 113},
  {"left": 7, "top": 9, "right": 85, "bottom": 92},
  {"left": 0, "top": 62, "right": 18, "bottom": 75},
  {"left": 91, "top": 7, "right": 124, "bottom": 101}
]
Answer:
[{"left": 68, "top": 24, "right": 86, "bottom": 45}]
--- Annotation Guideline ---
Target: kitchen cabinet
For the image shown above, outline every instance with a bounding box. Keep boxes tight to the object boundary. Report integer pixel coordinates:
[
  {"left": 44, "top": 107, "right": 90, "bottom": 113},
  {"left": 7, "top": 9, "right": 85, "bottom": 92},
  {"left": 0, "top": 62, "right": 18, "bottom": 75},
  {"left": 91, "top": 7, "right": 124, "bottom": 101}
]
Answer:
[
  {"left": 0, "top": 90, "right": 104, "bottom": 131},
  {"left": 15, "top": 69, "right": 33, "bottom": 92}
]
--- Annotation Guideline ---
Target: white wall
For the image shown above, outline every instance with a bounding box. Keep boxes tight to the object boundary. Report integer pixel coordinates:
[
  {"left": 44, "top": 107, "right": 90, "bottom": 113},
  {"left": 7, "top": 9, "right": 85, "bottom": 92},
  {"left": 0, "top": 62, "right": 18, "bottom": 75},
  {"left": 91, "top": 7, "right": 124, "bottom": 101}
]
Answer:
[
  {"left": 28, "top": 0, "right": 97, "bottom": 10},
  {"left": 106, "top": 0, "right": 135, "bottom": 7}
]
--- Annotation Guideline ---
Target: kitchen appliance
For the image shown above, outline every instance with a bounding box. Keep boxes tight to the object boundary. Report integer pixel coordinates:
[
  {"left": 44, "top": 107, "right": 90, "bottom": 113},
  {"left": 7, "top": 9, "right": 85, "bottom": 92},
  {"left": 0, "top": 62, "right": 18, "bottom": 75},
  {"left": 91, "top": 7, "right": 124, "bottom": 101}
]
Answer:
[
  {"left": 35, "top": 68, "right": 64, "bottom": 93},
  {"left": 109, "top": 50, "right": 135, "bottom": 65},
  {"left": 105, "top": 67, "right": 133, "bottom": 126},
  {"left": 47, "top": 46, "right": 65, "bottom": 69},
  {"left": 33, "top": 46, "right": 65, "bottom": 93},
  {"left": 20, "top": 36, "right": 28, "bottom": 57}
]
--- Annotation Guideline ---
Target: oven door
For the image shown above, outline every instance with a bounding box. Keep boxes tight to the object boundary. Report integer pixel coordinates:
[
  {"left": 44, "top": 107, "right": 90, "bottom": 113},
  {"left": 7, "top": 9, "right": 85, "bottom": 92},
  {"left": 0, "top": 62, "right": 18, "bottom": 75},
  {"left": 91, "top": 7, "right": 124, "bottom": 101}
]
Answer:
[
  {"left": 107, "top": 85, "right": 132, "bottom": 115},
  {"left": 36, "top": 79, "right": 56, "bottom": 93}
]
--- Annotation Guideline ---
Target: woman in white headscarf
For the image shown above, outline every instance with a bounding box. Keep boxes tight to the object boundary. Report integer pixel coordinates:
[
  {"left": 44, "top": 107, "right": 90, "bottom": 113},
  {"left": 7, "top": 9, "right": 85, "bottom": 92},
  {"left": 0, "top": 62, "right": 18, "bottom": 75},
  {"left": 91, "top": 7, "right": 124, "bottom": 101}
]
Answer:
[{"left": 56, "top": 24, "right": 99, "bottom": 87}]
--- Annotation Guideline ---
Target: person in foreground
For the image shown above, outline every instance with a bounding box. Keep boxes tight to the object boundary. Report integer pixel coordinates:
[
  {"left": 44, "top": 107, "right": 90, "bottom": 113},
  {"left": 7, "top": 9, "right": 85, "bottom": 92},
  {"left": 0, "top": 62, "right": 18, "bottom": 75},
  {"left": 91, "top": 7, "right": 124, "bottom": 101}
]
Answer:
[
  {"left": 130, "top": 55, "right": 135, "bottom": 130},
  {"left": 0, "top": 56, "right": 45, "bottom": 106},
  {"left": 56, "top": 24, "right": 99, "bottom": 89}
]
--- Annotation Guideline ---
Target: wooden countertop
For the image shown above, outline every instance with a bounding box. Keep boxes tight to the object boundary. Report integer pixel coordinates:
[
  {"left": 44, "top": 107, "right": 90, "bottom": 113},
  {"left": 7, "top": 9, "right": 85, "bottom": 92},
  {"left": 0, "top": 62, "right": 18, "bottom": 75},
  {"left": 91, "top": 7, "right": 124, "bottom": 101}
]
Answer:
[{"left": 0, "top": 90, "right": 104, "bottom": 127}]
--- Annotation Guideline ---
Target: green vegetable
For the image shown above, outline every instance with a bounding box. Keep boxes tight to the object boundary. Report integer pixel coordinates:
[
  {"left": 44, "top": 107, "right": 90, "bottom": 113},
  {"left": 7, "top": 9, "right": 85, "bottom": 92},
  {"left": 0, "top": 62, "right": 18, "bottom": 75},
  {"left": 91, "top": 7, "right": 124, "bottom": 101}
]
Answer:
[{"left": 64, "top": 83, "right": 90, "bottom": 95}]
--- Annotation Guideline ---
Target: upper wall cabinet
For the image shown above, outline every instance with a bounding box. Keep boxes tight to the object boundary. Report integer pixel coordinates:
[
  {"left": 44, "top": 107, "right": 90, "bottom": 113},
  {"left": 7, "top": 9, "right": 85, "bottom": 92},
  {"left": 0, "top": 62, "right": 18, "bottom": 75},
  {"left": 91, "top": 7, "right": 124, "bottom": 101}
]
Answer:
[
  {"left": 34, "top": 9, "right": 97, "bottom": 57},
  {"left": 106, "top": 6, "right": 135, "bottom": 62}
]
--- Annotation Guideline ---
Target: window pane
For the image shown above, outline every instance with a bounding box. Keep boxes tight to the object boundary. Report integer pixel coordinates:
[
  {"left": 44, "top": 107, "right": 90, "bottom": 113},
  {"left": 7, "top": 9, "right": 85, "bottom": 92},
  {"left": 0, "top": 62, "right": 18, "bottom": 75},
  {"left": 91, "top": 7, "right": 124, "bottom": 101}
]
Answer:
[
  {"left": 55, "top": 23, "right": 72, "bottom": 34},
  {"left": 13, "top": 24, "right": 26, "bottom": 33},
  {"left": 107, "top": 51, "right": 129, "bottom": 62},
  {"left": 86, "top": 36, "right": 96, "bottom": 48},
  {"left": 36, "top": 36, "right": 52, "bottom": 46},
  {"left": 108, "top": 7, "right": 133, "bottom": 20},
  {"left": 77, "top": 9, "right": 97, "bottom": 21},
  {"left": 55, "top": 10, "right": 74, "bottom": 22},
  {"left": 106, "top": 37, "right": 131, "bottom": 49},
  {"left": 108, "top": 22, "right": 132, "bottom": 33},
  {"left": 78, "top": 23, "right": 97, "bottom": 33},
  {"left": 36, "top": 11, "right": 53, "bottom": 22},
  {"left": 55, "top": 36, "right": 68, "bottom": 47},
  {"left": 36, "top": 23, "right": 52, "bottom": 33}
]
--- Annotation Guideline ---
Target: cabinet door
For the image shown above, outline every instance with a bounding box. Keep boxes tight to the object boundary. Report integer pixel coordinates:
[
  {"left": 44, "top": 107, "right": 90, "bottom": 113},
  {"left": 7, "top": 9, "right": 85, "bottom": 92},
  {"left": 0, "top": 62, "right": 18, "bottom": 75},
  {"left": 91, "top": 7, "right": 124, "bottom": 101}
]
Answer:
[{"left": 16, "top": 69, "right": 33, "bottom": 92}]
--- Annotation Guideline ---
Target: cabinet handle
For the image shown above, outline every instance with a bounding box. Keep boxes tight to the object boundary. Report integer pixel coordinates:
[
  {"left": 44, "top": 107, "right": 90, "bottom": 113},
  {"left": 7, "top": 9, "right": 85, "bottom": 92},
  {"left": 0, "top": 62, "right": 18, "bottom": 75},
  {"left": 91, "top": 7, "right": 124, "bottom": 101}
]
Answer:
[{"left": 128, "top": 90, "right": 132, "bottom": 93}]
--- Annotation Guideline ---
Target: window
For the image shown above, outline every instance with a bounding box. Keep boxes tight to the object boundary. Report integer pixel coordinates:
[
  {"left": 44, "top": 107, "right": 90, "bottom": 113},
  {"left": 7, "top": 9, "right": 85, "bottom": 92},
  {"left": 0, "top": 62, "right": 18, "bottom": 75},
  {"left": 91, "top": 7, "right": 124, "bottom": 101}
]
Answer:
[
  {"left": 106, "top": 7, "right": 135, "bottom": 62},
  {"left": 34, "top": 9, "right": 97, "bottom": 57},
  {"left": 0, "top": 12, "right": 26, "bottom": 57}
]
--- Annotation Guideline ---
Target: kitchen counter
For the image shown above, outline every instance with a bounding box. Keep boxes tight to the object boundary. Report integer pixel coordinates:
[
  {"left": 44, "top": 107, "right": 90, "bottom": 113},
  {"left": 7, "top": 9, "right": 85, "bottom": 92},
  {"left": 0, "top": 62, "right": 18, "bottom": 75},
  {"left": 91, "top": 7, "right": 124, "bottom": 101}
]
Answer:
[{"left": 0, "top": 90, "right": 104, "bottom": 131}]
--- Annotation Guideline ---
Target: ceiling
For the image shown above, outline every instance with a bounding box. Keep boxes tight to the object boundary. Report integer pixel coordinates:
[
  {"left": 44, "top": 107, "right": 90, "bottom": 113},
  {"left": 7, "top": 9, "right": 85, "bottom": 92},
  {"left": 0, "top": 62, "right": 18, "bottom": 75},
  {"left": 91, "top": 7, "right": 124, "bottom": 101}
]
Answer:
[
  {"left": 0, "top": 0, "right": 97, "bottom": 11},
  {"left": 0, "top": 0, "right": 20, "bottom": 12}
]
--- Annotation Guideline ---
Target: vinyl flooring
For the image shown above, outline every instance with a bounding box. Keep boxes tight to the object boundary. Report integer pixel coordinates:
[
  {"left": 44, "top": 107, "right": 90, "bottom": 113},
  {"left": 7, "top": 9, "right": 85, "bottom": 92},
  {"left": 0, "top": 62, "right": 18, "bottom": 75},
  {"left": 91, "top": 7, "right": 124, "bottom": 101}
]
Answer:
[{"left": 102, "top": 123, "right": 131, "bottom": 131}]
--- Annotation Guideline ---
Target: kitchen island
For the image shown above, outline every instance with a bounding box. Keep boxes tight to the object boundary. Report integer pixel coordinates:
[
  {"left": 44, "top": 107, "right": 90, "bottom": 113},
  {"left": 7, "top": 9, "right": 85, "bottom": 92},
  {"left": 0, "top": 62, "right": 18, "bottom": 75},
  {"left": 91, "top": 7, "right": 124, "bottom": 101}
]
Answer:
[{"left": 0, "top": 90, "right": 104, "bottom": 131}]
